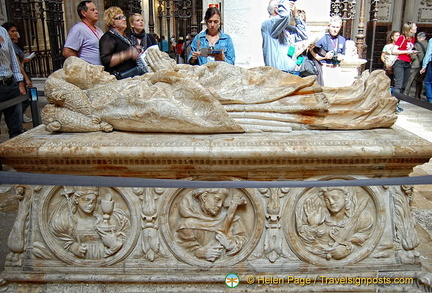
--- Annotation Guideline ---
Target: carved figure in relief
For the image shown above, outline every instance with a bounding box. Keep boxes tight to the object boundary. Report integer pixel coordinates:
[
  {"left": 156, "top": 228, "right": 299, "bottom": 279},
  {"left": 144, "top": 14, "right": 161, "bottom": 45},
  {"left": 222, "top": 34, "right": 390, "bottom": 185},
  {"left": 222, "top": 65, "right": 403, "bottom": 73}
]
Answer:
[
  {"left": 175, "top": 188, "right": 247, "bottom": 262},
  {"left": 296, "top": 187, "right": 373, "bottom": 260},
  {"left": 49, "top": 187, "right": 130, "bottom": 259},
  {"left": 42, "top": 45, "right": 397, "bottom": 134}
]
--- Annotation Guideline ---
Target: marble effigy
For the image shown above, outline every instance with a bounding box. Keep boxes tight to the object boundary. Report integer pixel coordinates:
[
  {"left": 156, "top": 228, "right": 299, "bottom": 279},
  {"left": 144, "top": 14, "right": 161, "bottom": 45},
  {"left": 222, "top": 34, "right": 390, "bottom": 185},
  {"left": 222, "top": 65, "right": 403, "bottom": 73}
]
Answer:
[
  {"left": 40, "top": 47, "right": 397, "bottom": 134},
  {"left": 1, "top": 125, "right": 432, "bottom": 292}
]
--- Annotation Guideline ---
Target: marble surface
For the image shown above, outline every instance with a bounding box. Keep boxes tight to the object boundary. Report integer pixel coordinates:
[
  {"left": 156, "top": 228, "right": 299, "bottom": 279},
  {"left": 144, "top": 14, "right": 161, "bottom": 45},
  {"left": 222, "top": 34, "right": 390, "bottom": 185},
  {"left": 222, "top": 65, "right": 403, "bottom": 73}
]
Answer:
[
  {"left": 0, "top": 124, "right": 431, "bottom": 179},
  {"left": 0, "top": 125, "right": 431, "bottom": 292}
]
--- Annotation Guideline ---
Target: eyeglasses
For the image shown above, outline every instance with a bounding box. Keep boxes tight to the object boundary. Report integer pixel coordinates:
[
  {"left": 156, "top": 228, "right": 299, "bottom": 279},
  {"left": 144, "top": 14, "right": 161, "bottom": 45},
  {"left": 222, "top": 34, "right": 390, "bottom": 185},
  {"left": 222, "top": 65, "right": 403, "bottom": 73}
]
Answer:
[{"left": 114, "top": 15, "right": 126, "bottom": 20}]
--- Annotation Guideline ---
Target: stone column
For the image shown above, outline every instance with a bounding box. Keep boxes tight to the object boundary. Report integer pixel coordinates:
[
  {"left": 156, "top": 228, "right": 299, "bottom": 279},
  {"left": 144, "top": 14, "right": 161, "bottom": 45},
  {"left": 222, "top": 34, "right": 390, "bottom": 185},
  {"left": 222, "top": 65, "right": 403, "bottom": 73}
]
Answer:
[{"left": 392, "top": 0, "right": 404, "bottom": 30}]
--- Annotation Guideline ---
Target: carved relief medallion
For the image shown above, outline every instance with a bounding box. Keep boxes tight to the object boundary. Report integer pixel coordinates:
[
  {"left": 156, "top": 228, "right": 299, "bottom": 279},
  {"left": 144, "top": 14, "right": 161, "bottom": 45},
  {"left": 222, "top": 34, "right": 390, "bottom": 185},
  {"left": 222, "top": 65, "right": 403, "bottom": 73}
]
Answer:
[
  {"left": 160, "top": 186, "right": 264, "bottom": 267},
  {"left": 283, "top": 176, "right": 385, "bottom": 266},
  {"left": 39, "top": 186, "right": 139, "bottom": 266}
]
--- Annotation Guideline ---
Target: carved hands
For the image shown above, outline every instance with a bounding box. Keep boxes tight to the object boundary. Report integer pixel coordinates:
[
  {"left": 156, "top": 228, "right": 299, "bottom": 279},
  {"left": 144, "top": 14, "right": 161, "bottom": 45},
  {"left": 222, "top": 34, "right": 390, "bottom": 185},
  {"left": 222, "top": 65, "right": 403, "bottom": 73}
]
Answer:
[
  {"left": 304, "top": 198, "right": 323, "bottom": 226},
  {"left": 95, "top": 226, "right": 123, "bottom": 255},
  {"left": 325, "top": 241, "right": 353, "bottom": 260},
  {"left": 215, "top": 230, "right": 236, "bottom": 251},
  {"left": 195, "top": 242, "right": 224, "bottom": 262},
  {"left": 144, "top": 45, "right": 178, "bottom": 72},
  {"left": 70, "top": 242, "right": 87, "bottom": 258},
  {"left": 195, "top": 231, "right": 239, "bottom": 262}
]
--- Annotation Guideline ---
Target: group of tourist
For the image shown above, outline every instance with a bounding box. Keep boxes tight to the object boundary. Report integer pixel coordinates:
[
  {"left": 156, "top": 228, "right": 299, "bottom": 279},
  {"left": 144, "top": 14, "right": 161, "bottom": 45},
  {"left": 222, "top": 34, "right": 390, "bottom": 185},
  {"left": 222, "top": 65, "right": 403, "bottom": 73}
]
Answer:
[
  {"left": 62, "top": 0, "right": 348, "bottom": 85},
  {"left": 381, "top": 21, "right": 432, "bottom": 107},
  {"left": 261, "top": 0, "right": 347, "bottom": 86},
  {"left": 62, "top": 2, "right": 157, "bottom": 80},
  {"left": 3, "top": 0, "right": 423, "bottom": 140},
  {"left": 62, "top": 1, "right": 234, "bottom": 79},
  {"left": 0, "top": 0, "right": 356, "bottom": 141}
]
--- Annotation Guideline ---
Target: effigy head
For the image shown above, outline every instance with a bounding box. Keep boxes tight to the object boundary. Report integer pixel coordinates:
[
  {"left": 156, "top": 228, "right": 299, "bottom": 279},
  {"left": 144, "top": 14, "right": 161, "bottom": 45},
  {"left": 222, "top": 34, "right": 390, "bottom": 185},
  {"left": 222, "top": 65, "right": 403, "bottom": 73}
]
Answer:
[{"left": 63, "top": 56, "right": 116, "bottom": 90}]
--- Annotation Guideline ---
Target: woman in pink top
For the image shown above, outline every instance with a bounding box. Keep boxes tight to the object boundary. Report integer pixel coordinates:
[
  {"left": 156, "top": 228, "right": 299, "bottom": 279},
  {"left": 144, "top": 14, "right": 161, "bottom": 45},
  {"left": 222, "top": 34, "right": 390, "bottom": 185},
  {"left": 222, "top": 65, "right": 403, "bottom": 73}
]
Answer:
[{"left": 392, "top": 22, "right": 417, "bottom": 97}]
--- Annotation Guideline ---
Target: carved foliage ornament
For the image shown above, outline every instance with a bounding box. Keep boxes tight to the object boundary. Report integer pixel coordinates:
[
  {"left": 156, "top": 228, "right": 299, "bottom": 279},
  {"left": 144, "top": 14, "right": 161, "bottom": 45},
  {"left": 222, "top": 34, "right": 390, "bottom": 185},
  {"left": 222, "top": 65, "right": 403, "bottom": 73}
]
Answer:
[{"left": 421, "top": 0, "right": 432, "bottom": 6}]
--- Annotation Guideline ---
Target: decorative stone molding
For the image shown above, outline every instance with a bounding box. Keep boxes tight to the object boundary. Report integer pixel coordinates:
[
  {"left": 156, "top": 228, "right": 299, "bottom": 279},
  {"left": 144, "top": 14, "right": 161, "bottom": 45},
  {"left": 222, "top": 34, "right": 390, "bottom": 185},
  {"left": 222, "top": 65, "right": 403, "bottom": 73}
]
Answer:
[
  {"left": 0, "top": 175, "right": 429, "bottom": 291},
  {"left": 377, "top": 3, "right": 392, "bottom": 22},
  {"left": 421, "top": 0, "right": 432, "bottom": 7},
  {"left": 419, "top": 7, "right": 432, "bottom": 23},
  {"left": 1, "top": 125, "right": 432, "bottom": 291}
]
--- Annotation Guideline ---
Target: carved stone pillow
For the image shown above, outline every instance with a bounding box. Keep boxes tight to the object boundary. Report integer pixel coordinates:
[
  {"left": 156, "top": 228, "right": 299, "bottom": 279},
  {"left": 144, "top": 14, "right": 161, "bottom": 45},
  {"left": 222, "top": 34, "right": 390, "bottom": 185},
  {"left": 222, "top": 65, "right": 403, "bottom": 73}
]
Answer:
[{"left": 44, "top": 76, "right": 92, "bottom": 116}]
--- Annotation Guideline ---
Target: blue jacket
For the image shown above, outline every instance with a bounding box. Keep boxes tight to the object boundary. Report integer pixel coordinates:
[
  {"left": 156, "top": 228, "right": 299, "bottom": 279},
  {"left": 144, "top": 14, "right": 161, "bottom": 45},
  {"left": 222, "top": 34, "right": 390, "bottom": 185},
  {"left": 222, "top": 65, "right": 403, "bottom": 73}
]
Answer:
[
  {"left": 187, "top": 30, "right": 235, "bottom": 65},
  {"left": 422, "top": 38, "right": 432, "bottom": 69},
  {"left": 261, "top": 1, "right": 307, "bottom": 73}
]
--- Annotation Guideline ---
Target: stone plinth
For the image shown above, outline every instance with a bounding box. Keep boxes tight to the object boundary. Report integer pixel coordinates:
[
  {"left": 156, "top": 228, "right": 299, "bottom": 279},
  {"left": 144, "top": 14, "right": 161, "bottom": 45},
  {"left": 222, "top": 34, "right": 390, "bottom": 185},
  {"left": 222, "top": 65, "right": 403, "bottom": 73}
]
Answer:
[
  {"left": 0, "top": 125, "right": 431, "bottom": 179},
  {"left": 0, "top": 126, "right": 431, "bottom": 292}
]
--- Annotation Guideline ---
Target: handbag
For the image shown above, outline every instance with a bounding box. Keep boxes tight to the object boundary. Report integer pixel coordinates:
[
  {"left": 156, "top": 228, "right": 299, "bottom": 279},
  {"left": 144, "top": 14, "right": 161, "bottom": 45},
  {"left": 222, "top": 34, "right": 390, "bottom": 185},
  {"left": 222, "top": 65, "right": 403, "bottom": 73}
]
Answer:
[
  {"left": 385, "top": 36, "right": 411, "bottom": 68},
  {"left": 114, "top": 66, "right": 145, "bottom": 80},
  {"left": 384, "top": 55, "right": 397, "bottom": 68},
  {"left": 299, "top": 55, "right": 318, "bottom": 77}
]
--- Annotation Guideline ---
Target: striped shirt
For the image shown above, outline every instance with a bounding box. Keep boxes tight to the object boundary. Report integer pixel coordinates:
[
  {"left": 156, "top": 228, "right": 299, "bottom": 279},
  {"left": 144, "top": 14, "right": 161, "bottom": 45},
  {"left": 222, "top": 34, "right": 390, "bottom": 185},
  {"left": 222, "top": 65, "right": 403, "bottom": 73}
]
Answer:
[{"left": 0, "top": 26, "right": 23, "bottom": 82}]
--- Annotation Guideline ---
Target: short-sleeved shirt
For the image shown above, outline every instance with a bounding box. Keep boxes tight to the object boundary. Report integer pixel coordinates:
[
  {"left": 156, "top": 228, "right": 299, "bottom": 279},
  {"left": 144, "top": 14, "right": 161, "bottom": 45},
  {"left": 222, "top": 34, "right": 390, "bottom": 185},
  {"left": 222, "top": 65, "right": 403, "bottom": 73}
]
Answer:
[
  {"left": 395, "top": 35, "right": 415, "bottom": 63},
  {"left": 63, "top": 22, "right": 103, "bottom": 65},
  {"left": 315, "top": 33, "right": 346, "bottom": 65}
]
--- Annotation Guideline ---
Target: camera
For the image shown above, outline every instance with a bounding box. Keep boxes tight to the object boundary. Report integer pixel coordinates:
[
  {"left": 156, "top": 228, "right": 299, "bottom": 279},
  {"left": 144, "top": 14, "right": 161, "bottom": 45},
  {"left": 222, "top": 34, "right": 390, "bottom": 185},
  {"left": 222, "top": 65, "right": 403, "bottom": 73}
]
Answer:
[{"left": 328, "top": 50, "right": 339, "bottom": 63}]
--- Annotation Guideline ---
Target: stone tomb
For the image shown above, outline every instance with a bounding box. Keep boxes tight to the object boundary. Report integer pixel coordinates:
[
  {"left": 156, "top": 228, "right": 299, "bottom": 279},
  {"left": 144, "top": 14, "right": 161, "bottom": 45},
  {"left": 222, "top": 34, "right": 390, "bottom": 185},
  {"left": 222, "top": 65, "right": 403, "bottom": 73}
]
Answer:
[{"left": 0, "top": 125, "right": 432, "bottom": 292}]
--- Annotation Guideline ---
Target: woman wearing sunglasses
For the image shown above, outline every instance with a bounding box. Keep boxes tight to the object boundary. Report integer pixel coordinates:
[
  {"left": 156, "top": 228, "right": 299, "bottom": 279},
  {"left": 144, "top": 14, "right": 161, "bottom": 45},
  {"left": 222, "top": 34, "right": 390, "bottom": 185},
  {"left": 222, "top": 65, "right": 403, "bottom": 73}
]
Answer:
[{"left": 99, "top": 6, "right": 142, "bottom": 79}]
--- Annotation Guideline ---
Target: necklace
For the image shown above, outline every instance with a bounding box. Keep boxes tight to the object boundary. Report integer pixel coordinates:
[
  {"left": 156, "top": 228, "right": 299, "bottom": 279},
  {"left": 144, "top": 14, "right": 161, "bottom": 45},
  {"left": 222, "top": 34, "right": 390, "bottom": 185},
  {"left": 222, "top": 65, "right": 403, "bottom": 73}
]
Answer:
[
  {"left": 207, "top": 32, "right": 219, "bottom": 47},
  {"left": 83, "top": 20, "right": 100, "bottom": 40}
]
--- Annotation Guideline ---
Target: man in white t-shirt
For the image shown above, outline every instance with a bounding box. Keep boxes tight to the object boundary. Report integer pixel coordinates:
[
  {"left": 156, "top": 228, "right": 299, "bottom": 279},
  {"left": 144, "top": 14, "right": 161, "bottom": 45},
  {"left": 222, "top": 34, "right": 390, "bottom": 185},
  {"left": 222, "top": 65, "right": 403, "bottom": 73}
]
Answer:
[{"left": 62, "top": 1, "right": 103, "bottom": 65}]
